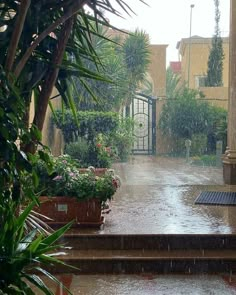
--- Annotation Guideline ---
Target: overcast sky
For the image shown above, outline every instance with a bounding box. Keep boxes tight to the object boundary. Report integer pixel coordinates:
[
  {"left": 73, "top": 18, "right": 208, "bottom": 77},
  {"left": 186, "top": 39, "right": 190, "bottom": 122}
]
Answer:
[{"left": 107, "top": 0, "right": 230, "bottom": 64}]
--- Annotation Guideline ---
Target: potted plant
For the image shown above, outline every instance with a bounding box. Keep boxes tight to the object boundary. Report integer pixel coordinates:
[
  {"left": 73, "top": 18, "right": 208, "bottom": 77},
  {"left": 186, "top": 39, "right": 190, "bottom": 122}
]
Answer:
[{"left": 34, "top": 154, "right": 121, "bottom": 227}]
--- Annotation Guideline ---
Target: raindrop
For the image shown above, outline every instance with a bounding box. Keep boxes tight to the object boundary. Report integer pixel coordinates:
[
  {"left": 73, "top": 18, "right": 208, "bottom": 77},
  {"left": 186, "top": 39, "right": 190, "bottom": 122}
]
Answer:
[{"left": 229, "top": 270, "right": 232, "bottom": 283}]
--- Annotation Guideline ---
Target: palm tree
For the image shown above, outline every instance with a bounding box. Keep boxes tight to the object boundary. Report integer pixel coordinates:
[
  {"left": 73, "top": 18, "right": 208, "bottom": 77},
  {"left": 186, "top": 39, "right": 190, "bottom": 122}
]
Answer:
[
  {"left": 122, "top": 29, "right": 150, "bottom": 105},
  {"left": 0, "top": 0, "right": 147, "bottom": 152},
  {"left": 71, "top": 27, "right": 151, "bottom": 112},
  {"left": 166, "top": 67, "right": 184, "bottom": 99}
]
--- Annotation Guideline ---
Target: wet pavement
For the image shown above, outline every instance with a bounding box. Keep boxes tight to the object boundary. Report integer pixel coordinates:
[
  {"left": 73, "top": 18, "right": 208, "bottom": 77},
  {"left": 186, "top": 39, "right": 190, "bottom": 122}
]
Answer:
[
  {"left": 70, "top": 274, "right": 236, "bottom": 295},
  {"left": 35, "top": 156, "right": 236, "bottom": 294},
  {"left": 81, "top": 156, "right": 236, "bottom": 234},
  {"left": 35, "top": 274, "right": 236, "bottom": 294}
]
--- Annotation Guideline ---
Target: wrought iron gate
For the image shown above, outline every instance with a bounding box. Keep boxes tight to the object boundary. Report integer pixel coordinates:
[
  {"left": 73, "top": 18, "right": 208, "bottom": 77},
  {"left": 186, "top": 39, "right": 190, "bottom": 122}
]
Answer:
[{"left": 129, "top": 94, "right": 156, "bottom": 155}]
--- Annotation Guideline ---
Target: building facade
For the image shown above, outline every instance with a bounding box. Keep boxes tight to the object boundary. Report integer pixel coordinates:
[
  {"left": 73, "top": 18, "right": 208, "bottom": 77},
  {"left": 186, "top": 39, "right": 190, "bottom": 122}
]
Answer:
[{"left": 176, "top": 36, "right": 229, "bottom": 109}]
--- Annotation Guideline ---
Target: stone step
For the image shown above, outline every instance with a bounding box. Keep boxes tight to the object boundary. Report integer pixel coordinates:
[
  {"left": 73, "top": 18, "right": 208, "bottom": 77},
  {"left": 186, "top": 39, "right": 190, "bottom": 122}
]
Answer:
[
  {"left": 54, "top": 249, "right": 236, "bottom": 274},
  {"left": 61, "top": 233, "right": 236, "bottom": 250}
]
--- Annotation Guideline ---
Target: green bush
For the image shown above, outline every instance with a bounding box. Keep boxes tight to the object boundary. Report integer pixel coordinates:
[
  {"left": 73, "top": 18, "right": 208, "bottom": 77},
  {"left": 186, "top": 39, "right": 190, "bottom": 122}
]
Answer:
[
  {"left": 191, "top": 154, "right": 217, "bottom": 166},
  {"left": 65, "top": 135, "right": 115, "bottom": 168},
  {"left": 109, "top": 118, "right": 134, "bottom": 162},
  {"left": 53, "top": 110, "right": 119, "bottom": 143},
  {"left": 159, "top": 86, "right": 228, "bottom": 156},
  {"left": 65, "top": 139, "right": 89, "bottom": 166},
  {"left": 191, "top": 134, "right": 207, "bottom": 156}
]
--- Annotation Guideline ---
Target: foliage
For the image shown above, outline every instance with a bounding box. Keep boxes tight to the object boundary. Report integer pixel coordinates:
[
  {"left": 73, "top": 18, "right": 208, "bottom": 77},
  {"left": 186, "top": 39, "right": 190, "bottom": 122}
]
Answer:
[
  {"left": 190, "top": 154, "right": 217, "bottom": 166},
  {"left": 73, "top": 28, "right": 151, "bottom": 112},
  {"left": 122, "top": 30, "right": 150, "bottom": 104},
  {"left": 34, "top": 154, "right": 121, "bottom": 203},
  {"left": 109, "top": 118, "right": 135, "bottom": 162},
  {"left": 159, "top": 85, "right": 227, "bottom": 155},
  {"left": 191, "top": 134, "right": 208, "bottom": 156},
  {"left": 0, "top": 67, "right": 74, "bottom": 294},
  {"left": 206, "top": 0, "right": 224, "bottom": 86},
  {"left": 53, "top": 110, "right": 119, "bottom": 143},
  {"left": 0, "top": 200, "right": 73, "bottom": 294},
  {"left": 65, "top": 136, "right": 116, "bottom": 168},
  {"left": 65, "top": 138, "right": 90, "bottom": 167},
  {"left": 206, "top": 104, "right": 227, "bottom": 153},
  {"left": 72, "top": 24, "right": 129, "bottom": 112},
  {"left": 64, "top": 117, "right": 133, "bottom": 165},
  {"left": 159, "top": 88, "right": 208, "bottom": 139},
  {"left": 0, "top": 1, "right": 143, "bottom": 292},
  {"left": 0, "top": 65, "right": 33, "bottom": 202},
  {"left": 166, "top": 67, "right": 185, "bottom": 99},
  {"left": 0, "top": 0, "right": 146, "bottom": 153}
]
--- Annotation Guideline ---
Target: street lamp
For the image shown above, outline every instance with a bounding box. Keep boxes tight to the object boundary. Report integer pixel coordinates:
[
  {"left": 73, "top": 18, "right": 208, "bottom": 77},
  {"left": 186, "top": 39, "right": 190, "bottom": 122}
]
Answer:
[{"left": 187, "top": 4, "right": 195, "bottom": 88}]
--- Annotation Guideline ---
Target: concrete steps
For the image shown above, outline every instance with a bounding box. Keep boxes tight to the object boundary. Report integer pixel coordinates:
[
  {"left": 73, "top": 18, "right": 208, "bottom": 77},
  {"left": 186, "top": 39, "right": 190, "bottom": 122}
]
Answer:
[
  {"left": 61, "top": 233, "right": 236, "bottom": 250},
  {"left": 54, "top": 234, "right": 236, "bottom": 274}
]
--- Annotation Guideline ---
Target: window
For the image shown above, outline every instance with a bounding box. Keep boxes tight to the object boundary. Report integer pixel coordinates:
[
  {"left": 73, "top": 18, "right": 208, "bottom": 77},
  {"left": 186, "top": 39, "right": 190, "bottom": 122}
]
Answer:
[{"left": 195, "top": 75, "right": 207, "bottom": 87}]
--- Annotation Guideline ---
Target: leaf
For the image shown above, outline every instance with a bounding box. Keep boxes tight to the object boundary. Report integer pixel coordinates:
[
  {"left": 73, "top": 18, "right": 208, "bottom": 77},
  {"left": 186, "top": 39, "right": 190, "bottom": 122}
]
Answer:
[
  {"left": 23, "top": 273, "right": 54, "bottom": 295},
  {"left": 16, "top": 229, "right": 37, "bottom": 252},
  {"left": 39, "top": 221, "right": 73, "bottom": 249},
  {"left": 34, "top": 267, "right": 73, "bottom": 295},
  {"left": 16, "top": 201, "right": 36, "bottom": 233}
]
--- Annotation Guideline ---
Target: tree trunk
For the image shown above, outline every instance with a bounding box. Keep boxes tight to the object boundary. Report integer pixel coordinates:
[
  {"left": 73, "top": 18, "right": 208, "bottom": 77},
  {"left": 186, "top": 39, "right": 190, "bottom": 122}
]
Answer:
[
  {"left": 5, "top": 0, "right": 31, "bottom": 72},
  {"left": 14, "top": 0, "right": 87, "bottom": 78},
  {"left": 24, "top": 15, "right": 74, "bottom": 154}
]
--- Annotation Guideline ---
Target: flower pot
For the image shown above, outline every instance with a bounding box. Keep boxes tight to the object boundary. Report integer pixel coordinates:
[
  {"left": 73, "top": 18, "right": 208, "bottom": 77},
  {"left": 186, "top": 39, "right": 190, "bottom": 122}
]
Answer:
[{"left": 35, "top": 196, "right": 104, "bottom": 227}]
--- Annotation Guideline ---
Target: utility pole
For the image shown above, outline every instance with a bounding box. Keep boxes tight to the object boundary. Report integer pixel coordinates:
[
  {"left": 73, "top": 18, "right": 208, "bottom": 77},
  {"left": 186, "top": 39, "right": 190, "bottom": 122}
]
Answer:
[{"left": 187, "top": 4, "right": 195, "bottom": 88}]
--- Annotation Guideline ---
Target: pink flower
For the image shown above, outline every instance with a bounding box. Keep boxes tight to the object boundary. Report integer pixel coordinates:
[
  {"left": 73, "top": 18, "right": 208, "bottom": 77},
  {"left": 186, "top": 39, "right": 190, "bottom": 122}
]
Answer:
[{"left": 53, "top": 175, "right": 63, "bottom": 181}]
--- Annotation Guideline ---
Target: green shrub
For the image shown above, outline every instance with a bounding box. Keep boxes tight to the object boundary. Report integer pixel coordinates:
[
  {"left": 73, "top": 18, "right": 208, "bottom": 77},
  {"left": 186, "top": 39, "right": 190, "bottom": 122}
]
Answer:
[
  {"left": 109, "top": 118, "right": 134, "bottom": 162},
  {"left": 191, "top": 154, "right": 217, "bottom": 166},
  {"left": 191, "top": 134, "right": 207, "bottom": 156},
  {"left": 65, "top": 139, "right": 89, "bottom": 167},
  {"left": 52, "top": 110, "right": 119, "bottom": 143},
  {"left": 65, "top": 135, "right": 115, "bottom": 168}
]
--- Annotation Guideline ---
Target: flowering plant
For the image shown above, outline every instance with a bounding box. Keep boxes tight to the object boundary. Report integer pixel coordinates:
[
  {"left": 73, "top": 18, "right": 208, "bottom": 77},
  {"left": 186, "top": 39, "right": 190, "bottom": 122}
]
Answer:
[{"left": 35, "top": 154, "right": 121, "bottom": 203}]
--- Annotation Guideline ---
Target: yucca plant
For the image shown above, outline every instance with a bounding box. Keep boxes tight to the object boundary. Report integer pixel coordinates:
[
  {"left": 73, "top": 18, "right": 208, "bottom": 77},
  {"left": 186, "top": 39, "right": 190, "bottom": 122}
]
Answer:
[
  {"left": 0, "top": 199, "right": 74, "bottom": 294},
  {"left": 0, "top": 0, "right": 148, "bottom": 153}
]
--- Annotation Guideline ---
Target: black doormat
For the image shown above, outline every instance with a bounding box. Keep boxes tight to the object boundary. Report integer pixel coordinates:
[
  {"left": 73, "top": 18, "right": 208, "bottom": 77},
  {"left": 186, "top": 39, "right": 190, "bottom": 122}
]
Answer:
[{"left": 195, "top": 191, "right": 236, "bottom": 206}]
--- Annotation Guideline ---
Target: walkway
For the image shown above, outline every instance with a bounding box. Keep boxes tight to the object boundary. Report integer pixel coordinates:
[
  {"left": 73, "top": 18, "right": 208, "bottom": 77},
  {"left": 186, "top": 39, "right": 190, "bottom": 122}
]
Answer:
[
  {"left": 37, "top": 156, "right": 236, "bottom": 294},
  {"left": 85, "top": 155, "right": 236, "bottom": 234}
]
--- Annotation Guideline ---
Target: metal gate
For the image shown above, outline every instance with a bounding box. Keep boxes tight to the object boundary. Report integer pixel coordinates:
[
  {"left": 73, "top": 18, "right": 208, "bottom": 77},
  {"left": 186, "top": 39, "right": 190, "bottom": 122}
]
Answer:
[{"left": 129, "top": 93, "right": 156, "bottom": 155}]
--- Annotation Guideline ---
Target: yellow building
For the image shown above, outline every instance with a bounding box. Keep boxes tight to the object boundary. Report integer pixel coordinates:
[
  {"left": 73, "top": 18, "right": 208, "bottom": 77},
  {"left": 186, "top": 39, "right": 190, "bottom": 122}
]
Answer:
[{"left": 176, "top": 36, "right": 229, "bottom": 109}]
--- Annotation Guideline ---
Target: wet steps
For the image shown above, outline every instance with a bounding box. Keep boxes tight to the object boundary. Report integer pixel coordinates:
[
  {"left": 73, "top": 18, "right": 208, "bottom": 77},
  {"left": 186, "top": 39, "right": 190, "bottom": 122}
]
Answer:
[
  {"left": 53, "top": 234, "right": 236, "bottom": 274},
  {"left": 61, "top": 233, "right": 236, "bottom": 250}
]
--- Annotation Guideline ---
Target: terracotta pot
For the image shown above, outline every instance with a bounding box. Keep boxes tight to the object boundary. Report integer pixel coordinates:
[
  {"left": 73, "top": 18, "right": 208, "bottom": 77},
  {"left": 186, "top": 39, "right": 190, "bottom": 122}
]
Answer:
[{"left": 35, "top": 197, "right": 103, "bottom": 227}]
